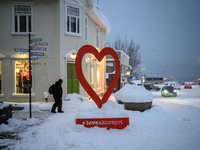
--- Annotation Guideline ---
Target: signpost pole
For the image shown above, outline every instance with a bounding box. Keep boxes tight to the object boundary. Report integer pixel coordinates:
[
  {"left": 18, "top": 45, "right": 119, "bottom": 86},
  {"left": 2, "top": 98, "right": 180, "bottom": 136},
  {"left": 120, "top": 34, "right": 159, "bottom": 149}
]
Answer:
[{"left": 29, "top": 33, "right": 32, "bottom": 118}]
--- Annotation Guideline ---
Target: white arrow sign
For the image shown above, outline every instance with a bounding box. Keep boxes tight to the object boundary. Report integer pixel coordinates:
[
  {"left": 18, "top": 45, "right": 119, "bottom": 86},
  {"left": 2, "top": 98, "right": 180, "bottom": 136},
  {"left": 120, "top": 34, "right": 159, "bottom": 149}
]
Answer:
[
  {"left": 14, "top": 48, "right": 29, "bottom": 52},
  {"left": 30, "top": 47, "right": 47, "bottom": 51}
]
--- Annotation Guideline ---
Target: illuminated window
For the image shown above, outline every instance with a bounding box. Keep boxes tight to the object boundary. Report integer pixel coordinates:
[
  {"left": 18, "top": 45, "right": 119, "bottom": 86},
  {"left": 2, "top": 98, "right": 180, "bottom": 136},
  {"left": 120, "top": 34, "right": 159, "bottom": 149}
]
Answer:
[
  {"left": 97, "top": 65, "right": 100, "bottom": 88},
  {"left": 0, "top": 61, "right": 2, "bottom": 94},
  {"left": 85, "top": 64, "right": 88, "bottom": 81},
  {"left": 12, "top": 3, "right": 33, "bottom": 33},
  {"left": 90, "top": 66, "right": 94, "bottom": 88},
  {"left": 15, "top": 60, "right": 32, "bottom": 94}
]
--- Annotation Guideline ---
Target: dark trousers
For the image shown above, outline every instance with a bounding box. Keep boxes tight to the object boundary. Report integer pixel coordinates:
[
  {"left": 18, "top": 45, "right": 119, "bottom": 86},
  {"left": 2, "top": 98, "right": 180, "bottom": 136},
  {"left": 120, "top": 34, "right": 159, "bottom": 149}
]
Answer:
[{"left": 51, "top": 98, "right": 62, "bottom": 112}]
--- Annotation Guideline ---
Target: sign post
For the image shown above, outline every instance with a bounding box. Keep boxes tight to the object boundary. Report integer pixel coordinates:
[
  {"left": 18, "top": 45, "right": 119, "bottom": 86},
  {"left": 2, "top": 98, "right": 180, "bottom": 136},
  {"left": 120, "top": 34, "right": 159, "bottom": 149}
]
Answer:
[
  {"left": 14, "top": 34, "right": 48, "bottom": 118},
  {"left": 28, "top": 33, "right": 32, "bottom": 118}
]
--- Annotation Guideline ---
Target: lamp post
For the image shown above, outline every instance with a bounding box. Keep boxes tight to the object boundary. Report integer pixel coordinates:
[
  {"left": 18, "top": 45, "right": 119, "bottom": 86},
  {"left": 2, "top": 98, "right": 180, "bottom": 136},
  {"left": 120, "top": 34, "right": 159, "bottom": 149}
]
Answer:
[{"left": 141, "top": 68, "right": 145, "bottom": 76}]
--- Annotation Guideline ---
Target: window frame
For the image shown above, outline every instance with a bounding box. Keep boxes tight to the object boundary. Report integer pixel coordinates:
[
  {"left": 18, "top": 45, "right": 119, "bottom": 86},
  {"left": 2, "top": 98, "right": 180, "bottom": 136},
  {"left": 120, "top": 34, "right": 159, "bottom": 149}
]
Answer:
[
  {"left": 65, "top": 3, "right": 82, "bottom": 36},
  {"left": 11, "top": 2, "right": 34, "bottom": 35},
  {"left": 10, "top": 54, "right": 35, "bottom": 97},
  {"left": 85, "top": 15, "right": 88, "bottom": 41},
  {"left": 96, "top": 26, "right": 100, "bottom": 48}
]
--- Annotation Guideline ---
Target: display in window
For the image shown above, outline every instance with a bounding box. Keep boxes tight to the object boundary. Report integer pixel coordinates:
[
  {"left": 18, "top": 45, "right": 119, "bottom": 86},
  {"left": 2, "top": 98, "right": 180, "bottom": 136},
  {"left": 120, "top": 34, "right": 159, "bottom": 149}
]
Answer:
[{"left": 15, "top": 61, "right": 32, "bottom": 94}]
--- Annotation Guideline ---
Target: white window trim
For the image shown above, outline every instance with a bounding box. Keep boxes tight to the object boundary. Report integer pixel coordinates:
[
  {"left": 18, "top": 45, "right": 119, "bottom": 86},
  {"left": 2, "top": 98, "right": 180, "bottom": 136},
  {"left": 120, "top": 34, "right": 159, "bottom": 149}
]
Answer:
[
  {"left": 85, "top": 15, "right": 88, "bottom": 41},
  {"left": 96, "top": 26, "right": 100, "bottom": 48},
  {"left": 65, "top": 2, "right": 82, "bottom": 36},
  {"left": 11, "top": 2, "right": 34, "bottom": 35}
]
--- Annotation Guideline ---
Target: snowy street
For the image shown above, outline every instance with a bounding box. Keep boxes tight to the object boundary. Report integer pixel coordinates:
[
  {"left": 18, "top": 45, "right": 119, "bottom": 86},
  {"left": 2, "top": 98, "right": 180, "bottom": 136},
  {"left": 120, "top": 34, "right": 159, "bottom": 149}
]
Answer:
[{"left": 0, "top": 85, "right": 200, "bottom": 150}]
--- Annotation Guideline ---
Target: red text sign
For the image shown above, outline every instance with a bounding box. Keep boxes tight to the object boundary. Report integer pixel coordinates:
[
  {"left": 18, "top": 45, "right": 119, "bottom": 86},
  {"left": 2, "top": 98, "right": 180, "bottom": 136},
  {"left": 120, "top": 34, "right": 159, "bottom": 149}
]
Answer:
[
  {"left": 76, "top": 117, "right": 129, "bottom": 130},
  {"left": 75, "top": 45, "right": 120, "bottom": 108}
]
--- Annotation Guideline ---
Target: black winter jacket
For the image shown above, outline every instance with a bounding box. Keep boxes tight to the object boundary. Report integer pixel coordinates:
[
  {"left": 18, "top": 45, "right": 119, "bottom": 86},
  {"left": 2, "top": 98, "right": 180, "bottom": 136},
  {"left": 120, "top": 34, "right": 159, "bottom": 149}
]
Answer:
[{"left": 53, "top": 81, "right": 63, "bottom": 99}]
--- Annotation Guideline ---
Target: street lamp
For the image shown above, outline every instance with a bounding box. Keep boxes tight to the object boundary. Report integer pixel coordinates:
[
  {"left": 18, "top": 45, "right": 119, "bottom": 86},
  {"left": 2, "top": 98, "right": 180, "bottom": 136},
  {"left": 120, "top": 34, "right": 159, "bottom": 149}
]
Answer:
[{"left": 141, "top": 68, "right": 145, "bottom": 76}]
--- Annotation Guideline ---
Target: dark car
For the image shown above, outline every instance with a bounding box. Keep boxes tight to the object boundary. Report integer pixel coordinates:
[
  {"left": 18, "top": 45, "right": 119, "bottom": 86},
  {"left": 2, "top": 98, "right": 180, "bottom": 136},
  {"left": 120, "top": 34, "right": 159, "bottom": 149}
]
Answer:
[
  {"left": 184, "top": 83, "right": 192, "bottom": 89},
  {"left": 161, "top": 86, "right": 177, "bottom": 97},
  {"left": 144, "top": 84, "right": 160, "bottom": 91}
]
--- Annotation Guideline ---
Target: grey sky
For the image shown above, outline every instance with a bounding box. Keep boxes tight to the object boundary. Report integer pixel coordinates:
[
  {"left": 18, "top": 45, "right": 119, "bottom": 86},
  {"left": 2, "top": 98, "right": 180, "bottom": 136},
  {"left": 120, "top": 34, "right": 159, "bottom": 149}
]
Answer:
[{"left": 101, "top": 0, "right": 200, "bottom": 81}]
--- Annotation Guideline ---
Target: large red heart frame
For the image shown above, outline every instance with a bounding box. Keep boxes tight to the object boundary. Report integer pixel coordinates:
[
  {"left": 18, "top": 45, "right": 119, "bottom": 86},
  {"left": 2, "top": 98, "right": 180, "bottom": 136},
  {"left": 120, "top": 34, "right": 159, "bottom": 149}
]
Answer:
[{"left": 75, "top": 45, "right": 120, "bottom": 108}]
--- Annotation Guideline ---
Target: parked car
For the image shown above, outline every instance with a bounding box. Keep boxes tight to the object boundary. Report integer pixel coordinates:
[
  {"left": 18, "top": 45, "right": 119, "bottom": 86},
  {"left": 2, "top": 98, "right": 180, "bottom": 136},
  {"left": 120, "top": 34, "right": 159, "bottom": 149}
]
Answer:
[
  {"left": 143, "top": 84, "right": 160, "bottom": 91},
  {"left": 177, "top": 81, "right": 185, "bottom": 85},
  {"left": 161, "top": 86, "right": 177, "bottom": 97},
  {"left": 184, "top": 83, "right": 192, "bottom": 89},
  {"left": 170, "top": 83, "right": 181, "bottom": 90}
]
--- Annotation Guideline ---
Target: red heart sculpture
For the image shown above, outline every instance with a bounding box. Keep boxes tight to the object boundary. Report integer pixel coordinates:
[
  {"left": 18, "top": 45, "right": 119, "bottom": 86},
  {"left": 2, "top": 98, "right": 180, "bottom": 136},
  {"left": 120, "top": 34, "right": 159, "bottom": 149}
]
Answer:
[{"left": 75, "top": 45, "right": 120, "bottom": 108}]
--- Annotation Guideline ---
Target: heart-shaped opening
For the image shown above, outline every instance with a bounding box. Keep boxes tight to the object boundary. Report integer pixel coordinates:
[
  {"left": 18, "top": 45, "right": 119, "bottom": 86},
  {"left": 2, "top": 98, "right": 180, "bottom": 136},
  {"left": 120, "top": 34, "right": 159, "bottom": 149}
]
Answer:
[{"left": 75, "top": 45, "right": 120, "bottom": 108}]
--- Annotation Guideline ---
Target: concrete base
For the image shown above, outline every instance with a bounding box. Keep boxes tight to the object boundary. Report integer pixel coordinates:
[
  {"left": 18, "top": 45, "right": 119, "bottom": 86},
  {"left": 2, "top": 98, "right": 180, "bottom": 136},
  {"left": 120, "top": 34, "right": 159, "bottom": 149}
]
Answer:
[{"left": 118, "top": 100, "right": 152, "bottom": 112}]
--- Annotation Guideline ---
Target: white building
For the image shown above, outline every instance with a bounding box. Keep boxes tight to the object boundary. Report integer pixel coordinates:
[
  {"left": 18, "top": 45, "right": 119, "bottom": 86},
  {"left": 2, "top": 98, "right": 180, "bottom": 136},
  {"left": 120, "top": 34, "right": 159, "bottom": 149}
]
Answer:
[
  {"left": 0, "top": 0, "right": 110, "bottom": 102},
  {"left": 106, "top": 50, "right": 131, "bottom": 91}
]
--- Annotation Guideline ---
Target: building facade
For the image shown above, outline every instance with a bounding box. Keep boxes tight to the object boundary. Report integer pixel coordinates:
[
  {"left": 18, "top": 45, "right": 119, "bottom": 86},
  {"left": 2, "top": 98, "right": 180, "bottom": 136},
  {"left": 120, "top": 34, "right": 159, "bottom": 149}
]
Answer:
[
  {"left": 0, "top": 0, "right": 110, "bottom": 102},
  {"left": 106, "top": 50, "right": 131, "bottom": 91}
]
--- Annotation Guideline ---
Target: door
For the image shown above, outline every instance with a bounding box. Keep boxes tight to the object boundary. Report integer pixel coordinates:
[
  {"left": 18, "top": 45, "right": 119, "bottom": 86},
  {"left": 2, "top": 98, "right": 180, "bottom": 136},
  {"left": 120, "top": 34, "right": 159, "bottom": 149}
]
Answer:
[{"left": 67, "top": 63, "right": 79, "bottom": 94}]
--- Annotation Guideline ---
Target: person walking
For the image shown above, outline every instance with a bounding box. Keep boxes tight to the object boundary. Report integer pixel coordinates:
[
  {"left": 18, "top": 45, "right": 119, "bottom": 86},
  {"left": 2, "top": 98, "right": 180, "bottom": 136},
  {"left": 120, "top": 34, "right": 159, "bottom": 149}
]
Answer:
[{"left": 51, "top": 79, "right": 64, "bottom": 113}]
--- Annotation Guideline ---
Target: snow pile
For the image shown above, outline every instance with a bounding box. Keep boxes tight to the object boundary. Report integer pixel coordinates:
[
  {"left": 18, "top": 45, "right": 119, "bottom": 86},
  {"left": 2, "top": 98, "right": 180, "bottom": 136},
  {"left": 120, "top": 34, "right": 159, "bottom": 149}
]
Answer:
[
  {"left": 76, "top": 100, "right": 128, "bottom": 118},
  {"left": 114, "top": 84, "right": 153, "bottom": 103},
  {"left": 0, "top": 103, "right": 10, "bottom": 109},
  {"left": 0, "top": 118, "right": 41, "bottom": 133},
  {"left": 65, "top": 93, "right": 89, "bottom": 102}
]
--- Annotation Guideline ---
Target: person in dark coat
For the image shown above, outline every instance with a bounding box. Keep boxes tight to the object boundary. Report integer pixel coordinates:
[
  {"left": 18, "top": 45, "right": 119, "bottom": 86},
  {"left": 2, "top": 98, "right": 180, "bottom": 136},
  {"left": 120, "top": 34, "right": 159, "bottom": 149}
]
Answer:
[{"left": 51, "top": 79, "right": 64, "bottom": 113}]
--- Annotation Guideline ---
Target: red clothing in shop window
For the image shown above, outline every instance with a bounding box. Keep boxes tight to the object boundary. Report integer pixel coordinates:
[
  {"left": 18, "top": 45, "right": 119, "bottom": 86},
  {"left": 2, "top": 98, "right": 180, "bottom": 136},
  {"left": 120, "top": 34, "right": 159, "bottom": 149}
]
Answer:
[{"left": 21, "top": 67, "right": 32, "bottom": 82}]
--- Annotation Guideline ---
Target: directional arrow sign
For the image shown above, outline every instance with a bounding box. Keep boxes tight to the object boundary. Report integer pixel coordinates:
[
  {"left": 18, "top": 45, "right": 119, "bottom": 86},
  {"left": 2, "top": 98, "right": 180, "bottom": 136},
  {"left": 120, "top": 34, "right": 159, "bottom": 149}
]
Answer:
[
  {"left": 31, "top": 52, "right": 44, "bottom": 56},
  {"left": 30, "top": 38, "right": 42, "bottom": 43},
  {"left": 31, "top": 56, "right": 38, "bottom": 60},
  {"left": 30, "top": 47, "right": 46, "bottom": 51},
  {"left": 32, "top": 62, "right": 46, "bottom": 66},
  {"left": 30, "top": 42, "right": 48, "bottom": 47},
  {"left": 37, "top": 55, "right": 48, "bottom": 58},
  {"left": 14, "top": 48, "right": 29, "bottom": 52}
]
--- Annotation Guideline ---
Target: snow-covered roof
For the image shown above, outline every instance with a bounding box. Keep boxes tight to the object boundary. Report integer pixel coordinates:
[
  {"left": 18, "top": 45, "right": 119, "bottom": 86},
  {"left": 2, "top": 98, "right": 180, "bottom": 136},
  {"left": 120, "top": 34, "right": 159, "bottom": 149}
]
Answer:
[
  {"left": 116, "top": 50, "right": 130, "bottom": 59},
  {"left": 64, "top": 49, "right": 77, "bottom": 59},
  {"left": 86, "top": 1, "right": 111, "bottom": 33}
]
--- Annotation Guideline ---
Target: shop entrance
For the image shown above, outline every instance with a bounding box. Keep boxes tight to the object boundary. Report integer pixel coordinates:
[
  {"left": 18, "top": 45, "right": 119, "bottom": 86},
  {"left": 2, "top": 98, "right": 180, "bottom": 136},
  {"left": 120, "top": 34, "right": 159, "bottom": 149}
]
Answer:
[{"left": 67, "top": 63, "right": 79, "bottom": 94}]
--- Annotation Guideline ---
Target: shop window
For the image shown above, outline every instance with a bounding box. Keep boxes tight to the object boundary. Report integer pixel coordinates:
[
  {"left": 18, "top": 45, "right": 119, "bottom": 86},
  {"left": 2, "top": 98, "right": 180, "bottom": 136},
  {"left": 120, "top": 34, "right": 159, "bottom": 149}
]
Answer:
[
  {"left": 15, "top": 60, "right": 32, "bottom": 94},
  {"left": 0, "top": 61, "right": 2, "bottom": 94},
  {"left": 12, "top": 3, "right": 33, "bottom": 34},
  {"left": 85, "top": 64, "right": 88, "bottom": 81},
  {"left": 97, "top": 65, "right": 100, "bottom": 88},
  {"left": 90, "top": 66, "right": 94, "bottom": 88}
]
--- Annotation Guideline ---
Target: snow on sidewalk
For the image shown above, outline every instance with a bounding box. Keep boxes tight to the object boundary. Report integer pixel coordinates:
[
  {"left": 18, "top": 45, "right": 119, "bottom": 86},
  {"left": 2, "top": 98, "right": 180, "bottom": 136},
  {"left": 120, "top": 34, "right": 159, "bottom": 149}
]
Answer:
[{"left": 1, "top": 87, "right": 200, "bottom": 150}]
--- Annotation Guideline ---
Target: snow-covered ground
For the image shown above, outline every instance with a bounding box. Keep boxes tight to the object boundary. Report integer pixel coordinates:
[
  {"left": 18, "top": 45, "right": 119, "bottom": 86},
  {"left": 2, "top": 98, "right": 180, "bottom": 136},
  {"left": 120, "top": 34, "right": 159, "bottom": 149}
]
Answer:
[{"left": 0, "top": 85, "right": 200, "bottom": 150}]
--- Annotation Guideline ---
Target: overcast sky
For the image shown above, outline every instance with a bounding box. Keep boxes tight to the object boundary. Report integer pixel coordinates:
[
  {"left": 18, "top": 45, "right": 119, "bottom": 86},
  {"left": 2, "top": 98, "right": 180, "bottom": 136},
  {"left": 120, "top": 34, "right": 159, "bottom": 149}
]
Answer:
[{"left": 101, "top": 0, "right": 200, "bottom": 81}]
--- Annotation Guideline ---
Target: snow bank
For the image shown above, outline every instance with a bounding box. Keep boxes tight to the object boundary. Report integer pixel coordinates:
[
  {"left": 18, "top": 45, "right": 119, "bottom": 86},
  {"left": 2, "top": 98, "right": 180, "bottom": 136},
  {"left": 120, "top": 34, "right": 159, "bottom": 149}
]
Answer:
[
  {"left": 0, "top": 103, "right": 10, "bottom": 109},
  {"left": 76, "top": 100, "right": 128, "bottom": 118},
  {"left": 114, "top": 84, "right": 153, "bottom": 102}
]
